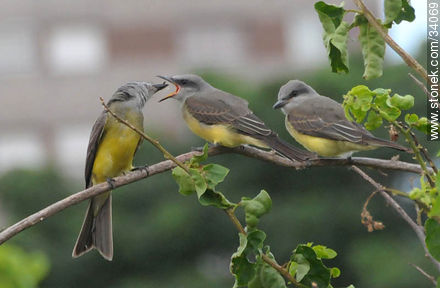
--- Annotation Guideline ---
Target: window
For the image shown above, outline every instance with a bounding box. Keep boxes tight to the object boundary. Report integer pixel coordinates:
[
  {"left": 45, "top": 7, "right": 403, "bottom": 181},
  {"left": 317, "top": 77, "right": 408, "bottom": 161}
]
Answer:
[{"left": 47, "top": 25, "right": 107, "bottom": 75}]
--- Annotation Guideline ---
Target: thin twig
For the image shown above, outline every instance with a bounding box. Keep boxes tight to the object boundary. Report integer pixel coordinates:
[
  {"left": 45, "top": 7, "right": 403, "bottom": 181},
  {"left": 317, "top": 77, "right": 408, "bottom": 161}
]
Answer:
[
  {"left": 409, "top": 263, "right": 437, "bottom": 286},
  {"left": 351, "top": 165, "right": 440, "bottom": 272},
  {"left": 100, "top": 97, "right": 190, "bottom": 174},
  {"left": 0, "top": 146, "right": 430, "bottom": 245},
  {"left": 409, "top": 73, "right": 430, "bottom": 97},
  {"left": 353, "top": 0, "right": 428, "bottom": 81}
]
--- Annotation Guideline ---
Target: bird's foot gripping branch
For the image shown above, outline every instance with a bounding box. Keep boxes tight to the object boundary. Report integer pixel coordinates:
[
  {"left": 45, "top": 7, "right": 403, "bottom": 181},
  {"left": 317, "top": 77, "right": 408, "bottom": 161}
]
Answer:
[{"left": 171, "top": 144, "right": 353, "bottom": 288}]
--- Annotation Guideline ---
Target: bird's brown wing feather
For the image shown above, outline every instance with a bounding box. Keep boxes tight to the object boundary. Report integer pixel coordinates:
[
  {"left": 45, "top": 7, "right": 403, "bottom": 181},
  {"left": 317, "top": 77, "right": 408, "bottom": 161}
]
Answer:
[
  {"left": 84, "top": 112, "right": 107, "bottom": 188},
  {"left": 185, "top": 93, "right": 272, "bottom": 137},
  {"left": 287, "top": 96, "right": 370, "bottom": 143}
]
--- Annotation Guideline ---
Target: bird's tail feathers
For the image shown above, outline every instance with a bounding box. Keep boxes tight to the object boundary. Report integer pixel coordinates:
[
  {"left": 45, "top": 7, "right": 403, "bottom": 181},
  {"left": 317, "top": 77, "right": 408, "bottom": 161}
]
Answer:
[
  {"left": 72, "top": 196, "right": 113, "bottom": 261},
  {"left": 261, "top": 134, "right": 317, "bottom": 161},
  {"left": 366, "top": 136, "right": 411, "bottom": 153}
]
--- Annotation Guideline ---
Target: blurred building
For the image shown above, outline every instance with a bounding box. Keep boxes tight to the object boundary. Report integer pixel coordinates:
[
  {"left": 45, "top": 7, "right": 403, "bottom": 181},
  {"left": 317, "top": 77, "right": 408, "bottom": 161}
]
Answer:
[{"left": 0, "top": 0, "right": 381, "bottom": 176}]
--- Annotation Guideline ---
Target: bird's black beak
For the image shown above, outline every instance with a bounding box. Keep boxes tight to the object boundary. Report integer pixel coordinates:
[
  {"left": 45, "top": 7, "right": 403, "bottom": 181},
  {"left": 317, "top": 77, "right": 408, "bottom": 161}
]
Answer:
[
  {"left": 273, "top": 99, "right": 287, "bottom": 109},
  {"left": 157, "top": 75, "right": 180, "bottom": 102},
  {"left": 152, "top": 82, "right": 168, "bottom": 91}
]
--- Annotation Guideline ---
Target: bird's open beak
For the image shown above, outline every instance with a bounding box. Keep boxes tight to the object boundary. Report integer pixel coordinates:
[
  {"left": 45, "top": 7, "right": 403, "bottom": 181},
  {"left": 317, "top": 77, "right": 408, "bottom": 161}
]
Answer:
[
  {"left": 152, "top": 82, "right": 168, "bottom": 92},
  {"left": 273, "top": 99, "right": 287, "bottom": 109},
  {"left": 157, "top": 75, "right": 180, "bottom": 102}
]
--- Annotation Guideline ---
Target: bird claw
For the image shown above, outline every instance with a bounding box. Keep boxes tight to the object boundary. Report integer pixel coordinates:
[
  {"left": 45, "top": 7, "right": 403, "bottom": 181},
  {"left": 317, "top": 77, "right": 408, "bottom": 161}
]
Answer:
[
  {"left": 106, "top": 178, "right": 116, "bottom": 189},
  {"left": 131, "top": 165, "right": 150, "bottom": 175}
]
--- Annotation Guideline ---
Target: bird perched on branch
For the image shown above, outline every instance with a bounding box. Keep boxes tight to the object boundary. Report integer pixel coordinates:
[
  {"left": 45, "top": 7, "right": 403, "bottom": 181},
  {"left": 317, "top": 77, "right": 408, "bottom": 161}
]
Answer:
[
  {"left": 72, "top": 81, "right": 167, "bottom": 260},
  {"left": 273, "top": 80, "right": 409, "bottom": 157},
  {"left": 157, "top": 74, "right": 315, "bottom": 162}
]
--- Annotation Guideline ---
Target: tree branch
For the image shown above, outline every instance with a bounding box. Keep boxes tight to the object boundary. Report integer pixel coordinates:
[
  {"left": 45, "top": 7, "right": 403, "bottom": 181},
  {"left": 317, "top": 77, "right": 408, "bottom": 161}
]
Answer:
[
  {"left": 351, "top": 165, "right": 440, "bottom": 272},
  {"left": 0, "top": 145, "right": 431, "bottom": 245}
]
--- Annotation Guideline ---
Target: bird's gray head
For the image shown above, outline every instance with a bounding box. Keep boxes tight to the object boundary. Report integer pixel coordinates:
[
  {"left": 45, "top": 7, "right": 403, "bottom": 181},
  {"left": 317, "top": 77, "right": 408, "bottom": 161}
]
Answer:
[
  {"left": 109, "top": 81, "right": 168, "bottom": 108},
  {"left": 272, "top": 80, "right": 317, "bottom": 113},
  {"left": 157, "top": 74, "right": 212, "bottom": 102}
]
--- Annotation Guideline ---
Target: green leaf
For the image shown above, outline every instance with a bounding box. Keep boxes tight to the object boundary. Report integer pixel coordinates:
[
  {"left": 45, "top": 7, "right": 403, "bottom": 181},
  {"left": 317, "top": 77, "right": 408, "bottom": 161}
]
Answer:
[
  {"left": 312, "top": 245, "right": 337, "bottom": 259},
  {"left": 290, "top": 245, "right": 332, "bottom": 287},
  {"left": 241, "top": 190, "right": 272, "bottom": 229},
  {"left": 394, "top": 0, "right": 415, "bottom": 24},
  {"left": 190, "top": 143, "right": 209, "bottom": 166},
  {"left": 330, "top": 267, "right": 341, "bottom": 278},
  {"left": 249, "top": 251, "right": 287, "bottom": 288},
  {"left": 357, "top": 15, "right": 386, "bottom": 80},
  {"left": 344, "top": 85, "right": 375, "bottom": 122},
  {"left": 172, "top": 166, "right": 195, "bottom": 195},
  {"left": 429, "top": 195, "right": 440, "bottom": 220},
  {"left": 231, "top": 234, "right": 256, "bottom": 287},
  {"left": 202, "top": 164, "right": 229, "bottom": 190},
  {"left": 230, "top": 231, "right": 267, "bottom": 287},
  {"left": 289, "top": 255, "right": 311, "bottom": 282},
  {"left": 198, "top": 189, "right": 235, "bottom": 209},
  {"left": 425, "top": 219, "right": 440, "bottom": 261},
  {"left": 315, "top": 2, "right": 349, "bottom": 74},
  {"left": 389, "top": 94, "right": 414, "bottom": 110},
  {"left": 190, "top": 169, "right": 207, "bottom": 196},
  {"left": 405, "top": 113, "right": 419, "bottom": 125},
  {"left": 327, "top": 21, "right": 350, "bottom": 73},
  {"left": 437, "top": 172, "right": 440, "bottom": 190},
  {"left": 365, "top": 111, "right": 383, "bottom": 130},
  {"left": 414, "top": 117, "right": 429, "bottom": 134},
  {"left": 384, "top": 0, "right": 402, "bottom": 26},
  {"left": 314, "top": 1, "right": 346, "bottom": 31}
]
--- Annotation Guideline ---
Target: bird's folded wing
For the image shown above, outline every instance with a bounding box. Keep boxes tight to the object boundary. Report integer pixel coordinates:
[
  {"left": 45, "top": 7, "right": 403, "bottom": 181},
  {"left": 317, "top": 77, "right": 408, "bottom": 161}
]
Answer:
[
  {"left": 287, "top": 112, "right": 364, "bottom": 143},
  {"left": 185, "top": 95, "right": 272, "bottom": 137},
  {"left": 85, "top": 112, "right": 107, "bottom": 188}
]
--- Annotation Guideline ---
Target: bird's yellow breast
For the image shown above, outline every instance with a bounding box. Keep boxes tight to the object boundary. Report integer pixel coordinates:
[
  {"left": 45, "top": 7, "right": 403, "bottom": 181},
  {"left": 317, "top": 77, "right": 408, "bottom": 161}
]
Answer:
[
  {"left": 182, "top": 106, "right": 265, "bottom": 148},
  {"left": 285, "top": 118, "right": 375, "bottom": 157},
  {"left": 92, "top": 112, "right": 142, "bottom": 184}
]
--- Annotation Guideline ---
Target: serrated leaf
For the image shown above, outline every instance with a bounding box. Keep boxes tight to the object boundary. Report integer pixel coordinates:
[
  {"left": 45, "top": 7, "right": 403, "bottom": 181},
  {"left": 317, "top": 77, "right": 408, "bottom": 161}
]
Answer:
[
  {"left": 202, "top": 164, "right": 229, "bottom": 190},
  {"left": 358, "top": 15, "right": 386, "bottom": 80},
  {"left": 390, "top": 94, "right": 414, "bottom": 110},
  {"left": 425, "top": 219, "right": 440, "bottom": 261},
  {"left": 241, "top": 190, "right": 272, "bottom": 229},
  {"left": 312, "top": 245, "right": 338, "bottom": 259}
]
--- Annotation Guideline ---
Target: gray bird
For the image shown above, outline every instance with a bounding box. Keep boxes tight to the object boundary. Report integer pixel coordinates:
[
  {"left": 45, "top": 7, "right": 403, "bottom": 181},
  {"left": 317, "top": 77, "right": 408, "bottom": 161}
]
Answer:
[
  {"left": 273, "top": 80, "right": 409, "bottom": 157},
  {"left": 157, "top": 74, "right": 315, "bottom": 162},
  {"left": 72, "top": 81, "right": 167, "bottom": 260}
]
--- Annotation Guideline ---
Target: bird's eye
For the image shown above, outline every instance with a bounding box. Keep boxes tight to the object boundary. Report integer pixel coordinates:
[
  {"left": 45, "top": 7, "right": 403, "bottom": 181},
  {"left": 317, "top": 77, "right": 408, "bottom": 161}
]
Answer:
[{"left": 180, "top": 79, "right": 188, "bottom": 85}]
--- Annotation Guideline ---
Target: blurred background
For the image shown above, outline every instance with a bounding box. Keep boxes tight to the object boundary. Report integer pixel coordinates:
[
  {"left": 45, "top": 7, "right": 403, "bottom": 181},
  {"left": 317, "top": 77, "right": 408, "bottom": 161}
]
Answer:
[{"left": 0, "top": 0, "right": 435, "bottom": 287}]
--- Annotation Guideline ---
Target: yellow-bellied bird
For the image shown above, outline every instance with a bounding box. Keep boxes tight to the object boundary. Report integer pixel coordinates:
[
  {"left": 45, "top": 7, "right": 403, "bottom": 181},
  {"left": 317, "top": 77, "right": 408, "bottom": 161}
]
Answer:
[
  {"left": 72, "top": 82, "right": 167, "bottom": 260},
  {"left": 158, "top": 74, "right": 315, "bottom": 161},
  {"left": 273, "top": 80, "right": 409, "bottom": 157}
]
